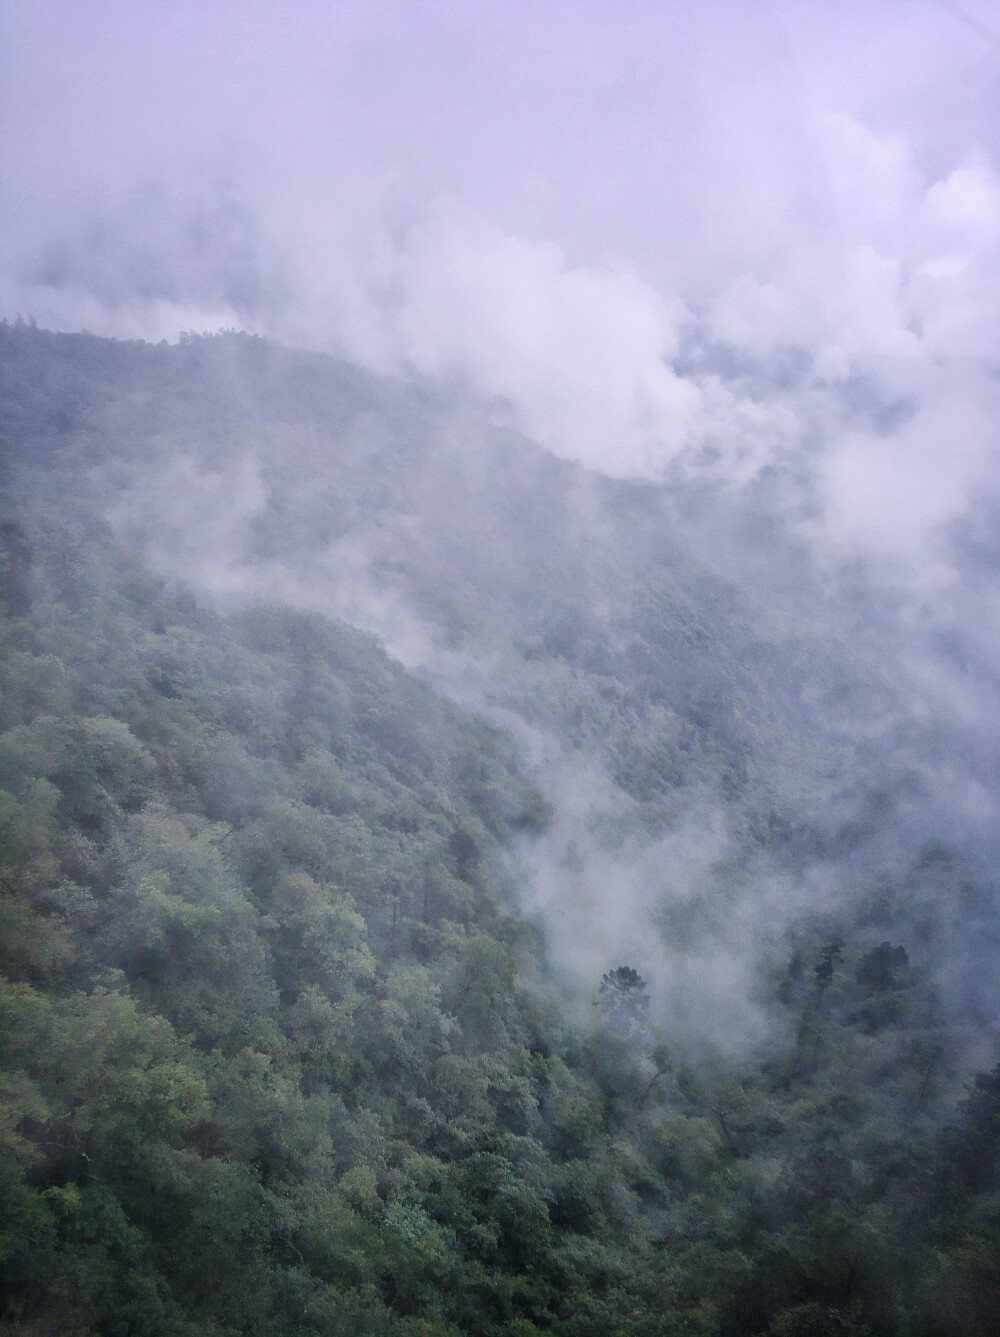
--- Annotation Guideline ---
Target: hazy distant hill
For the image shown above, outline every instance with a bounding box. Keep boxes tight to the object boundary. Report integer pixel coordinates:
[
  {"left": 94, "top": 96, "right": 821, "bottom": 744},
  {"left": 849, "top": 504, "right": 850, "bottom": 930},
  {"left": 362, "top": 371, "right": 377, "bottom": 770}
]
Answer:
[
  {"left": 0, "top": 325, "right": 955, "bottom": 1008},
  {"left": 3, "top": 322, "right": 1000, "bottom": 1337},
  {"left": 0, "top": 323, "right": 900, "bottom": 798}
]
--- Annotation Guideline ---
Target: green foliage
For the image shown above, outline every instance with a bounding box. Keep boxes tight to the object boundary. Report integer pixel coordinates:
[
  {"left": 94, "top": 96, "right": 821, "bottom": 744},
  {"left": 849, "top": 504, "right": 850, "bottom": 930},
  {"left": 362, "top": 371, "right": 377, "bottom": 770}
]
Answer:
[
  {"left": 1, "top": 324, "right": 997, "bottom": 1335},
  {"left": 599, "top": 967, "right": 651, "bottom": 1034}
]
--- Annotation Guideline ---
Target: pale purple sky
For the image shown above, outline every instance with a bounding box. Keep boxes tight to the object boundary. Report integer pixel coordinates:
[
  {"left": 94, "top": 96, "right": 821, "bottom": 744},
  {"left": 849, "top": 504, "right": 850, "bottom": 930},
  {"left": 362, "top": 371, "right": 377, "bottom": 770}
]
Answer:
[
  {"left": 5, "top": 2, "right": 998, "bottom": 309},
  {"left": 3, "top": 0, "right": 1000, "bottom": 559},
  {"left": 6, "top": 2, "right": 1000, "bottom": 1019}
]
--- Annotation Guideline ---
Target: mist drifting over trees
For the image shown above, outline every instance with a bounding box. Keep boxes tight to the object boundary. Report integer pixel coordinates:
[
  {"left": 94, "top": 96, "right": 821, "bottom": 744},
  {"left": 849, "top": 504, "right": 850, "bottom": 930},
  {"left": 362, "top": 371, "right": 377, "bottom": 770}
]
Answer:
[{"left": 3, "top": 3, "right": 1000, "bottom": 1334}]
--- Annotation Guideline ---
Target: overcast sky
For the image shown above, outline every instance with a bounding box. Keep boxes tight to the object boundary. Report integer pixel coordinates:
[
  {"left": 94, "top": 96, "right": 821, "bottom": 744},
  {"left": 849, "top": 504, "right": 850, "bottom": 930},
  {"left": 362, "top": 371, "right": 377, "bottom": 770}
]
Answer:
[
  {"left": 6, "top": 1, "right": 1000, "bottom": 1025},
  {"left": 3, "top": 0, "right": 1000, "bottom": 569}
]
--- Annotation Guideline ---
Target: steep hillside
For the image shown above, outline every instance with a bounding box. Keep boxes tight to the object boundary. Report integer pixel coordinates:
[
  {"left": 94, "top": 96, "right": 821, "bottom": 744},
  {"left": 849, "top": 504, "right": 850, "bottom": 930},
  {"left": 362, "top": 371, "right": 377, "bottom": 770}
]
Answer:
[
  {"left": 5, "top": 325, "right": 988, "bottom": 1024},
  {"left": 2, "top": 324, "right": 1000, "bottom": 1336}
]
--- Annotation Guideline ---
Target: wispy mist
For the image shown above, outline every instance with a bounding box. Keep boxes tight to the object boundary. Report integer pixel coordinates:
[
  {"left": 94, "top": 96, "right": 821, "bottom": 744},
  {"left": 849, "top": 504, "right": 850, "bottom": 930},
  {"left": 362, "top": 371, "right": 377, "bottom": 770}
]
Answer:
[
  {"left": 5, "top": 3, "right": 1000, "bottom": 541},
  {"left": 4, "top": 0, "right": 1000, "bottom": 1040}
]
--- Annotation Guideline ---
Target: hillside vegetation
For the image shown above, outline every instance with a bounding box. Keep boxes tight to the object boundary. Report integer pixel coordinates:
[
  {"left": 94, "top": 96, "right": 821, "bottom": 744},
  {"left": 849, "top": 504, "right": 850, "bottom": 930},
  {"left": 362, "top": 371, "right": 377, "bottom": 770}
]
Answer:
[{"left": 1, "top": 324, "right": 999, "bottom": 1336}]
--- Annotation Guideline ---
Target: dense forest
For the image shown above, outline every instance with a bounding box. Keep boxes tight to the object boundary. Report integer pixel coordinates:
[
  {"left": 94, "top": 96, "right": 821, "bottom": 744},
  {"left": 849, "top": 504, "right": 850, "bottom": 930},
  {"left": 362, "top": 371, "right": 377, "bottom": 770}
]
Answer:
[{"left": 2, "top": 322, "right": 999, "bottom": 1336}]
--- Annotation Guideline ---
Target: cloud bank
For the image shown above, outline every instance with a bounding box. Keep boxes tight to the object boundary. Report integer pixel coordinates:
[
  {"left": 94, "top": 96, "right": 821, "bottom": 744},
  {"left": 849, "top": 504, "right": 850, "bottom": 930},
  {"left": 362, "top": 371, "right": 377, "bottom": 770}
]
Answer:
[
  {"left": 4, "top": 2, "right": 999, "bottom": 555},
  {"left": 5, "top": 0, "right": 1000, "bottom": 1033}
]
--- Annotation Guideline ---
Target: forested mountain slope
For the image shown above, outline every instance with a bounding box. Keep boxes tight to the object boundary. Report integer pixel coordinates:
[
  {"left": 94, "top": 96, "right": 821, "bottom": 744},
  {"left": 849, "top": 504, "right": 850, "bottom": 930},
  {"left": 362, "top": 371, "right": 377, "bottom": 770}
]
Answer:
[{"left": 2, "top": 323, "right": 999, "bottom": 1336}]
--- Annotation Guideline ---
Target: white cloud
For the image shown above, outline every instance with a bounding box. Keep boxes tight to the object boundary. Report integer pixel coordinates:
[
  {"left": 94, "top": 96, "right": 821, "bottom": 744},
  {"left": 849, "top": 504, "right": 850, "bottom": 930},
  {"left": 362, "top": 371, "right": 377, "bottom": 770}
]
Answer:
[
  {"left": 814, "top": 366, "right": 1000, "bottom": 577},
  {"left": 5, "top": 1, "right": 1000, "bottom": 578},
  {"left": 390, "top": 208, "right": 702, "bottom": 475},
  {"left": 706, "top": 118, "right": 1000, "bottom": 368}
]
